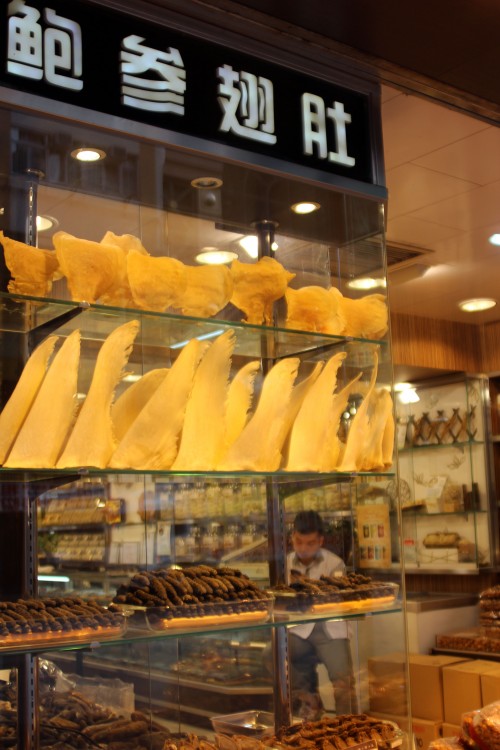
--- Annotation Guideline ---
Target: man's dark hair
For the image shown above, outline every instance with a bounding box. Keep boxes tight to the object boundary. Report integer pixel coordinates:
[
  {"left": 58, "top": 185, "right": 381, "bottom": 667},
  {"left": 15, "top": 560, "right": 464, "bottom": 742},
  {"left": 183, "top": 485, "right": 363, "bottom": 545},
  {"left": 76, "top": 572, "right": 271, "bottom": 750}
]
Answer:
[{"left": 293, "top": 510, "right": 324, "bottom": 536}]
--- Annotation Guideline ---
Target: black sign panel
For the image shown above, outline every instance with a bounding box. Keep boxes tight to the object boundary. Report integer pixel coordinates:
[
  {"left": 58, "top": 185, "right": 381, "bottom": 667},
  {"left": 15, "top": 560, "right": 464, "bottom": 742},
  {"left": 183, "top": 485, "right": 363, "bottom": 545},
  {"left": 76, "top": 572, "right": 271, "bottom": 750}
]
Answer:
[{"left": 0, "top": 0, "right": 374, "bottom": 183}]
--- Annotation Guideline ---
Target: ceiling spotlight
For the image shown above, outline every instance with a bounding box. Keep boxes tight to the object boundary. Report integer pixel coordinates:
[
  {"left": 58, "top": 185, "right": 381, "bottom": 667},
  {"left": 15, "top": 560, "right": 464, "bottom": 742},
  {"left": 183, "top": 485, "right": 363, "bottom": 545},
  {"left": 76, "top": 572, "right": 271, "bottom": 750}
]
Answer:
[
  {"left": 458, "top": 298, "right": 497, "bottom": 312},
  {"left": 191, "top": 177, "right": 223, "bottom": 189},
  {"left": 195, "top": 249, "right": 238, "bottom": 265},
  {"left": 488, "top": 233, "right": 500, "bottom": 246},
  {"left": 347, "top": 277, "right": 387, "bottom": 290},
  {"left": 70, "top": 147, "right": 106, "bottom": 162},
  {"left": 36, "top": 214, "right": 58, "bottom": 232},
  {"left": 291, "top": 201, "right": 320, "bottom": 215}
]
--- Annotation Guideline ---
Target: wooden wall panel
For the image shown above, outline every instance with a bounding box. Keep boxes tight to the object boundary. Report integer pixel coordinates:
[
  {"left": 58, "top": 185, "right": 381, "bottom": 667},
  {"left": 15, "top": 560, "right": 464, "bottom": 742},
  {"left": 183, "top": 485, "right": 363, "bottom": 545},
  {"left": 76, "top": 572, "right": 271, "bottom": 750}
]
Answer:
[
  {"left": 391, "top": 312, "right": 483, "bottom": 372},
  {"left": 481, "top": 321, "right": 500, "bottom": 373}
]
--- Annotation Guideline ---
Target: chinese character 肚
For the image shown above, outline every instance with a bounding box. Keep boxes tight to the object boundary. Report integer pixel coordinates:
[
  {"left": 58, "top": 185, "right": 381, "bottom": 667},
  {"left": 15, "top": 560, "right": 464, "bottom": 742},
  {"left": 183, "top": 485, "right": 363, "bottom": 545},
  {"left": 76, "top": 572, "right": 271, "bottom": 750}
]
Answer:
[
  {"left": 302, "top": 93, "right": 355, "bottom": 167},
  {"left": 120, "top": 35, "right": 186, "bottom": 114},
  {"left": 217, "top": 64, "right": 276, "bottom": 145},
  {"left": 7, "top": 0, "right": 83, "bottom": 91}
]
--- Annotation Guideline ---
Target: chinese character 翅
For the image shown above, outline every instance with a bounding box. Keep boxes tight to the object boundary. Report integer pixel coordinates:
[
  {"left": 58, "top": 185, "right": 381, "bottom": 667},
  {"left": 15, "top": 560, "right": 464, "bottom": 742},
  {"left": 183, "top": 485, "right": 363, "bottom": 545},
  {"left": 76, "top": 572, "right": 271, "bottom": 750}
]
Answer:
[
  {"left": 120, "top": 35, "right": 186, "bottom": 114},
  {"left": 7, "top": 0, "right": 83, "bottom": 91},
  {"left": 217, "top": 64, "right": 276, "bottom": 145},
  {"left": 302, "top": 93, "right": 355, "bottom": 167}
]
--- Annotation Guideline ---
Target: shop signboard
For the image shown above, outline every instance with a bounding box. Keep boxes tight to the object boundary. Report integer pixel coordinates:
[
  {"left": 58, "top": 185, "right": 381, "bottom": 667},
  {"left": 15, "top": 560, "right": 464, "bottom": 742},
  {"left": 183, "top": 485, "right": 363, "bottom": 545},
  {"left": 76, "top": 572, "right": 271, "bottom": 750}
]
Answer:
[{"left": 0, "top": 0, "right": 376, "bottom": 183}]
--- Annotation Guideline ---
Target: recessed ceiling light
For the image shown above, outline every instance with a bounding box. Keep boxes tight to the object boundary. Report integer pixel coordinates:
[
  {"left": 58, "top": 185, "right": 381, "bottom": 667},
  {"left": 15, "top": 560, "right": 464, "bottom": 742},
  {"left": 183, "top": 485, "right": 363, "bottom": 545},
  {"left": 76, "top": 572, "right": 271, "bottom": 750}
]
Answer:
[
  {"left": 347, "top": 277, "right": 387, "bottom": 290},
  {"left": 458, "top": 298, "right": 497, "bottom": 312},
  {"left": 70, "top": 147, "right": 106, "bottom": 162},
  {"left": 195, "top": 249, "right": 238, "bottom": 265},
  {"left": 291, "top": 201, "right": 320, "bottom": 215},
  {"left": 488, "top": 233, "right": 500, "bottom": 246},
  {"left": 191, "top": 177, "right": 223, "bottom": 189},
  {"left": 36, "top": 214, "right": 58, "bottom": 232}
]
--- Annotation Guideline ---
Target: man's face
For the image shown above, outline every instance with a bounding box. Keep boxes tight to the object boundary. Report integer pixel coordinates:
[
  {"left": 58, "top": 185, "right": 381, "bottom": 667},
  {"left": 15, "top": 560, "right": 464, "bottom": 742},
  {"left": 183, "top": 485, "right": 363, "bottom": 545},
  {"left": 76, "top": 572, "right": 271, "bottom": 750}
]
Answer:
[{"left": 292, "top": 530, "right": 323, "bottom": 565}]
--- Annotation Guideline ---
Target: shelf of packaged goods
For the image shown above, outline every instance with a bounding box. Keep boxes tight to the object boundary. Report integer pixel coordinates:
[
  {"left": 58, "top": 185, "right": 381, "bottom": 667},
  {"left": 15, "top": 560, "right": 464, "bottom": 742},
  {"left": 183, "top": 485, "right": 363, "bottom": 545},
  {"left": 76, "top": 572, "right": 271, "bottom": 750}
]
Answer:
[
  {"left": 0, "top": 600, "right": 403, "bottom": 657},
  {"left": 0, "top": 291, "right": 389, "bottom": 361}
]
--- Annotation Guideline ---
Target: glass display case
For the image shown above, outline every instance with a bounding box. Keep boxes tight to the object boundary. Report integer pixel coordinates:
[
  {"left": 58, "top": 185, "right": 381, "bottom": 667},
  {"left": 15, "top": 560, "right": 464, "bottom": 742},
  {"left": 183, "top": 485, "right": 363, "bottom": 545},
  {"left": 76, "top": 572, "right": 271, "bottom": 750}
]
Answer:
[
  {"left": 395, "top": 374, "right": 496, "bottom": 572},
  {"left": 0, "top": 11, "right": 409, "bottom": 746}
]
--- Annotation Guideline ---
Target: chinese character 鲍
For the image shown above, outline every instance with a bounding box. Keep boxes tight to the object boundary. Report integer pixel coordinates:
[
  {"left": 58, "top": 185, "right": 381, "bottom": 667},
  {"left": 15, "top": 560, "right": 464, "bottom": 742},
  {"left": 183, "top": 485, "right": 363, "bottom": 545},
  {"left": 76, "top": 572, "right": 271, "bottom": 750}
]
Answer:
[
  {"left": 7, "top": 0, "right": 83, "bottom": 91},
  {"left": 302, "top": 93, "right": 355, "bottom": 167},
  {"left": 120, "top": 35, "right": 186, "bottom": 114},
  {"left": 217, "top": 64, "right": 276, "bottom": 145}
]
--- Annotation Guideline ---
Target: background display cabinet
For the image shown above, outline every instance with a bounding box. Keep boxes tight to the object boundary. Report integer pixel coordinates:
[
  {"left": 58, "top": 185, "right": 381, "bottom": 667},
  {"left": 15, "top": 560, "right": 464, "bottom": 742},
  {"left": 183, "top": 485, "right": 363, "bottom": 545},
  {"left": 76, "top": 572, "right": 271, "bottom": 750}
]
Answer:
[
  {"left": 395, "top": 374, "right": 497, "bottom": 572},
  {"left": 0, "top": 12, "right": 409, "bottom": 748}
]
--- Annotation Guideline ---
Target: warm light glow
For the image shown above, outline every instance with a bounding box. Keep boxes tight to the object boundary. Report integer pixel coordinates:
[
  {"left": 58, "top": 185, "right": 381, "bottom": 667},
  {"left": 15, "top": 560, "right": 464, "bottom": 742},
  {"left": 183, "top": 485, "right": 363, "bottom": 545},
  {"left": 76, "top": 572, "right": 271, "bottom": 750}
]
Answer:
[
  {"left": 36, "top": 215, "right": 57, "bottom": 232},
  {"left": 398, "top": 388, "right": 420, "bottom": 404},
  {"left": 122, "top": 373, "right": 142, "bottom": 383},
  {"left": 347, "top": 277, "right": 387, "bottom": 290},
  {"left": 488, "top": 233, "right": 500, "bottom": 246},
  {"left": 458, "top": 298, "right": 497, "bottom": 312},
  {"left": 291, "top": 201, "right": 321, "bottom": 215},
  {"left": 171, "top": 329, "right": 224, "bottom": 350},
  {"left": 70, "top": 147, "right": 106, "bottom": 162},
  {"left": 238, "top": 236, "right": 278, "bottom": 258},
  {"left": 394, "top": 382, "right": 413, "bottom": 393},
  {"left": 195, "top": 249, "right": 238, "bottom": 265}
]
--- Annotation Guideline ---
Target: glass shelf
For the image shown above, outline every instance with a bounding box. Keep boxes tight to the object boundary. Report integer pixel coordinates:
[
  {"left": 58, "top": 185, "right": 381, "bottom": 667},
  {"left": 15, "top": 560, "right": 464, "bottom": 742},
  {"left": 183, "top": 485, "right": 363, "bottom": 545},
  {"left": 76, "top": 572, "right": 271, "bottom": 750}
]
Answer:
[
  {"left": 399, "top": 509, "right": 487, "bottom": 518},
  {"left": 0, "top": 467, "right": 396, "bottom": 485},
  {"left": 0, "top": 292, "right": 389, "bottom": 361},
  {"left": 0, "top": 602, "right": 403, "bottom": 657},
  {"left": 398, "top": 440, "right": 483, "bottom": 454}
]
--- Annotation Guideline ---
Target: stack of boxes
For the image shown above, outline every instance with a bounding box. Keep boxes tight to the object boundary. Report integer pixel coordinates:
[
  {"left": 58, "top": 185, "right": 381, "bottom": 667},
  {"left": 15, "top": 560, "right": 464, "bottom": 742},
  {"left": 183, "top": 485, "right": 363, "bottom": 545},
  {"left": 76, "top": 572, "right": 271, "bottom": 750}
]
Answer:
[{"left": 368, "top": 653, "right": 500, "bottom": 746}]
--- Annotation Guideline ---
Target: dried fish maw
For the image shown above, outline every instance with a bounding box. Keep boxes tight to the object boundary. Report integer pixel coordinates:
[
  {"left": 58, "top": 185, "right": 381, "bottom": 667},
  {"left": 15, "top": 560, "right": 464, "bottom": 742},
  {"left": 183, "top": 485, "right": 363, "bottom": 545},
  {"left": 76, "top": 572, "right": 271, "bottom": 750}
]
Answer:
[
  {"left": 218, "top": 357, "right": 300, "bottom": 471},
  {"left": 223, "top": 361, "right": 260, "bottom": 453},
  {"left": 0, "top": 336, "right": 58, "bottom": 465},
  {"left": 285, "top": 286, "right": 345, "bottom": 335},
  {"left": 57, "top": 320, "right": 140, "bottom": 468},
  {"left": 358, "top": 388, "right": 394, "bottom": 471},
  {"left": 1, "top": 231, "right": 59, "bottom": 297},
  {"left": 109, "top": 338, "right": 208, "bottom": 470},
  {"left": 53, "top": 231, "right": 125, "bottom": 303},
  {"left": 5, "top": 330, "right": 81, "bottom": 468},
  {"left": 337, "top": 351, "right": 379, "bottom": 472},
  {"left": 101, "top": 231, "right": 149, "bottom": 256},
  {"left": 286, "top": 352, "right": 346, "bottom": 471},
  {"left": 112, "top": 369, "right": 168, "bottom": 442},
  {"left": 177, "top": 264, "right": 233, "bottom": 318},
  {"left": 231, "top": 257, "right": 295, "bottom": 325},
  {"left": 127, "top": 252, "right": 187, "bottom": 312},
  {"left": 330, "top": 288, "right": 388, "bottom": 339},
  {"left": 172, "top": 330, "right": 236, "bottom": 470}
]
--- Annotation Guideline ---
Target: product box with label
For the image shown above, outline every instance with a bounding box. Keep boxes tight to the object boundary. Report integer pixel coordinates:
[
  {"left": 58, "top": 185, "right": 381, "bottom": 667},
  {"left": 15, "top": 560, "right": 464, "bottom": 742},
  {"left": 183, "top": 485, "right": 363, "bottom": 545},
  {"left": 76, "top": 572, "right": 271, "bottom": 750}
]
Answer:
[
  {"left": 368, "top": 652, "right": 408, "bottom": 715},
  {"left": 411, "top": 718, "right": 442, "bottom": 750},
  {"left": 443, "top": 659, "right": 499, "bottom": 724},
  {"left": 409, "top": 654, "right": 469, "bottom": 721}
]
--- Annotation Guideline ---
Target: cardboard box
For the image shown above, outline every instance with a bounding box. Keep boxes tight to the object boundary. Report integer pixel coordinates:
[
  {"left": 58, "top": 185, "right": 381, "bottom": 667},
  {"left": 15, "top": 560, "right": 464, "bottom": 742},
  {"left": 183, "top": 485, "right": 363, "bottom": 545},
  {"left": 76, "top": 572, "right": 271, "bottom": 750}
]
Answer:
[
  {"left": 412, "top": 718, "right": 442, "bottom": 750},
  {"left": 442, "top": 723, "right": 461, "bottom": 737},
  {"left": 368, "top": 653, "right": 408, "bottom": 715},
  {"left": 409, "top": 654, "right": 469, "bottom": 721},
  {"left": 481, "top": 665, "right": 500, "bottom": 706},
  {"left": 443, "top": 660, "right": 499, "bottom": 724}
]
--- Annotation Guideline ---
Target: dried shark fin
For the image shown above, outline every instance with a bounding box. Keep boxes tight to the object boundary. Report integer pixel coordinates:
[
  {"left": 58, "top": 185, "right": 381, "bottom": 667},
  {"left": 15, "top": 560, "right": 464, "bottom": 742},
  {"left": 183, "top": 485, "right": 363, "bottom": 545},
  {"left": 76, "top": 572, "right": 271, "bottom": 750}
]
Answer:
[
  {"left": 286, "top": 352, "right": 347, "bottom": 471},
  {"left": 5, "top": 330, "right": 81, "bottom": 468},
  {"left": 57, "top": 320, "right": 140, "bottom": 468},
  {"left": 280, "top": 361, "right": 324, "bottom": 462},
  {"left": 172, "top": 330, "right": 236, "bottom": 470},
  {"left": 323, "top": 373, "right": 363, "bottom": 471},
  {"left": 359, "top": 388, "right": 395, "bottom": 471},
  {"left": 218, "top": 357, "right": 300, "bottom": 471},
  {"left": 109, "top": 338, "right": 208, "bottom": 470},
  {"left": 0, "top": 336, "right": 58, "bottom": 465},
  {"left": 112, "top": 369, "right": 169, "bottom": 443},
  {"left": 381, "top": 392, "right": 395, "bottom": 468},
  {"left": 223, "top": 361, "right": 261, "bottom": 454},
  {"left": 337, "top": 350, "right": 379, "bottom": 472}
]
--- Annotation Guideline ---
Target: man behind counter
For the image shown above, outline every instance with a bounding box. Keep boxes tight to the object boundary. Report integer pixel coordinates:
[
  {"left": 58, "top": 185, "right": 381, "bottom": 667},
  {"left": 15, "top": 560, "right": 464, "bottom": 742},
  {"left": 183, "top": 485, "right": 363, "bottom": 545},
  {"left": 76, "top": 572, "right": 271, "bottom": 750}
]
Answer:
[{"left": 287, "top": 510, "right": 358, "bottom": 717}]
